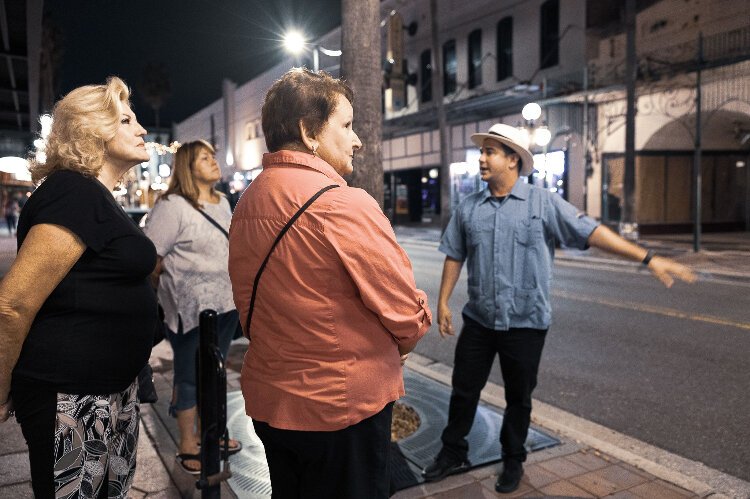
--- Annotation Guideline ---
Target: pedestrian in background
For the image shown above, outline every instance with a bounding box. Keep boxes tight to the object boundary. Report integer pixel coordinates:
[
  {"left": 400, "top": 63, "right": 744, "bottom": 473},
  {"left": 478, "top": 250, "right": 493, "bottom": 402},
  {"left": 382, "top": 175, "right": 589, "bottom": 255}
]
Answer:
[
  {"left": 4, "top": 196, "right": 19, "bottom": 236},
  {"left": 422, "top": 123, "right": 696, "bottom": 493},
  {"left": 0, "top": 76, "right": 157, "bottom": 498},
  {"left": 228, "top": 68, "right": 432, "bottom": 499},
  {"left": 143, "top": 139, "right": 242, "bottom": 475}
]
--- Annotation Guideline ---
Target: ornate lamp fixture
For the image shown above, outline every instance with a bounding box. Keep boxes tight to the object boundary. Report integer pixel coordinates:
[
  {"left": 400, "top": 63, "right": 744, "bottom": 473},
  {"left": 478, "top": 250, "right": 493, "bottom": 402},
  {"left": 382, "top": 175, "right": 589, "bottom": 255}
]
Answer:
[{"left": 518, "top": 103, "right": 551, "bottom": 149}]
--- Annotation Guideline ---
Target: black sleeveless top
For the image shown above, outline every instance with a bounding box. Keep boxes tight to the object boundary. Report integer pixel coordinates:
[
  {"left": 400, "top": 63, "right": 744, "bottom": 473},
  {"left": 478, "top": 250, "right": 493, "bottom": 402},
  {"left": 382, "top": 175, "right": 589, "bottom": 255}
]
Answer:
[{"left": 14, "top": 170, "right": 157, "bottom": 394}]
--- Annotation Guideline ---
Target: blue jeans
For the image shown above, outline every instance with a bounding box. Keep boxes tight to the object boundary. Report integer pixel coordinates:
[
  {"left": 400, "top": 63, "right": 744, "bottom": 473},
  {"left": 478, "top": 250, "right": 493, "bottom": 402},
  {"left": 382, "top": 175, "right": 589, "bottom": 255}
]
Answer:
[{"left": 167, "top": 310, "right": 239, "bottom": 415}]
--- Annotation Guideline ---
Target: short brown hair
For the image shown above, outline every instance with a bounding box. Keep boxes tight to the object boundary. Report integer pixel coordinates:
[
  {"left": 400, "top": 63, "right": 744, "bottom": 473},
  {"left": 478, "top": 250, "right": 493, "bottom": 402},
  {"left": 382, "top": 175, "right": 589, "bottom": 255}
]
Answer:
[
  {"left": 499, "top": 143, "right": 522, "bottom": 170},
  {"left": 261, "top": 68, "right": 353, "bottom": 152}
]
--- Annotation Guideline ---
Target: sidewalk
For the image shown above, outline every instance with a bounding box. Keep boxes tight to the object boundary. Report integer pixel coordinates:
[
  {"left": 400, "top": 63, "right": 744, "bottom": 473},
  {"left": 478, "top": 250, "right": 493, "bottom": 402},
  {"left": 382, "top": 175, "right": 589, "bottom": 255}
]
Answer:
[
  {"left": 147, "top": 340, "right": 749, "bottom": 499},
  {"left": 2, "top": 228, "right": 750, "bottom": 497},
  {"left": 0, "top": 228, "right": 16, "bottom": 277},
  {"left": 391, "top": 354, "right": 750, "bottom": 499},
  {"left": 0, "top": 355, "right": 747, "bottom": 499},
  {"left": 394, "top": 226, "right": 750, "bottom": 282},
  {"left": 3, "top": 340, "right": 748, "bottom": 498}
]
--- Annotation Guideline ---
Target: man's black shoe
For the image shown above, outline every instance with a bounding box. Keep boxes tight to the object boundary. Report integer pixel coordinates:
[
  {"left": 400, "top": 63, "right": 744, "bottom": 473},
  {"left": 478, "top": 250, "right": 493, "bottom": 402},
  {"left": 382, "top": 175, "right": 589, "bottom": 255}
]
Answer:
[
  {"left": 495, "top": 459, "right": 524, "bottom": 493},
  {"left": 421, "top": 455, "right": 471, "bottom": 482}
]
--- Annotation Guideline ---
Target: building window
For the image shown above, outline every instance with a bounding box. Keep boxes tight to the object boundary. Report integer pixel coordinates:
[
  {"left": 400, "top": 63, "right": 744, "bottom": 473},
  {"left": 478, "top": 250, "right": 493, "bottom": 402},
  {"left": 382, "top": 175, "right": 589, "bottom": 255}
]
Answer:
[
  {"left": 540, "top": 0, "right": 559, "bottom": 69},
  {"left": 468, "top": 29, "right": 482, "bottom": 89},
  {"left": 420, "top": 49, "right": 432, "bottom": 103},
  {"left": 496, "top": 17, "right": 513, "bottom": 81},
  {"left": 443, "top": 39, "right": 457, "bottom": 95},
  {"left": 246, "top": 121, "right": 259, "bottom": 140}
]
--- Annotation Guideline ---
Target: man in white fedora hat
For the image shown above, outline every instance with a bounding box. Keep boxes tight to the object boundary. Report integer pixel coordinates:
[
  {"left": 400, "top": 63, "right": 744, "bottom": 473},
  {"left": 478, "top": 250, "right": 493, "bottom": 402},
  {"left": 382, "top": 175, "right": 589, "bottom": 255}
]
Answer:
[{"left": 421, "top": 123, "right": 696, "bottom": 493}]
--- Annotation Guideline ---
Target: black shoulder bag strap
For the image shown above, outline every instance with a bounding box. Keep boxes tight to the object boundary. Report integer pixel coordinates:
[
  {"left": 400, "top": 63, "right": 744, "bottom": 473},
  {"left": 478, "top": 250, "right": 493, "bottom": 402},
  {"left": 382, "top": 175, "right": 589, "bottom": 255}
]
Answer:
[
  {"left": 195, "top": 208, "right": 229, "bottom": 239},
  {"left": 245, "top": 184, "right": 339, "bottom": 340}
]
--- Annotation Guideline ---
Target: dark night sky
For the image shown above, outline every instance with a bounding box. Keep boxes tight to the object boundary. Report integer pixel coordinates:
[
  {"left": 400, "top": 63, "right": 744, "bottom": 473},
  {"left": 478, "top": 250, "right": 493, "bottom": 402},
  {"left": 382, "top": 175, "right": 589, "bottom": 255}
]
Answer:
[{"left": 44, "top": 0, "right": 341, "bottom": 128}]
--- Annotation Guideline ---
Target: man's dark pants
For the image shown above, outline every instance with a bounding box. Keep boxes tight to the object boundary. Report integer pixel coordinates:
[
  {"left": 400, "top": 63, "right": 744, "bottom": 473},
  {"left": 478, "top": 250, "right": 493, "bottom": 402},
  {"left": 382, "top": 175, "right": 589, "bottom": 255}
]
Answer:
[{"left": 439, "top": 314, "right": 547, "bottom": 463}]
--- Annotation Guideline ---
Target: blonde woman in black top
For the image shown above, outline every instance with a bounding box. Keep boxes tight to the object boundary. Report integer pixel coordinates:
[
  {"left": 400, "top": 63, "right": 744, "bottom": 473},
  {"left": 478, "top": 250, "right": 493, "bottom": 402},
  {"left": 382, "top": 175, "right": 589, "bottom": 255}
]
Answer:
[{"left": 0, "top": 77, "right": 157, "bottom": 498}]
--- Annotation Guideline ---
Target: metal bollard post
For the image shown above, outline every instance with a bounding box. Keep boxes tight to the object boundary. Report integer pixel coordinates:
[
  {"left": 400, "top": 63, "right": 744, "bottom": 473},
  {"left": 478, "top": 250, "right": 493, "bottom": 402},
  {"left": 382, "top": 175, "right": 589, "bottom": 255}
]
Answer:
[{"left": 195, "top": 309, "right": 231, "bottom": 497}]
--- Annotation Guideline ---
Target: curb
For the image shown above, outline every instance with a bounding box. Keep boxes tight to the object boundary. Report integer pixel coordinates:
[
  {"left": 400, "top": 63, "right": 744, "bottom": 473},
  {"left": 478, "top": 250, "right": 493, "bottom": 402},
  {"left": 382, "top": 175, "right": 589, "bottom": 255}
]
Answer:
[
  {"left": 395, "top": 234, "right": 750, "bottom": 284},
  {"left": 397, "top": 238, "right": 750, "bottom": 285},
  {"left": 405, "top": 353, "right": 750, "bottom": 499},
  {"left": 554, "top": 253, "right": 750, "bottom": 285}
]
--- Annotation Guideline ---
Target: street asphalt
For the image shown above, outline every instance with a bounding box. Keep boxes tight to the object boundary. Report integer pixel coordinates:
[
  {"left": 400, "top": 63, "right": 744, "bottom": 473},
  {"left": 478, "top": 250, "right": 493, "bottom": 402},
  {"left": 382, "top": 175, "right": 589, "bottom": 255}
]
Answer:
[{"left": 397, "top": 226, "right": 750, "bottom": 483}]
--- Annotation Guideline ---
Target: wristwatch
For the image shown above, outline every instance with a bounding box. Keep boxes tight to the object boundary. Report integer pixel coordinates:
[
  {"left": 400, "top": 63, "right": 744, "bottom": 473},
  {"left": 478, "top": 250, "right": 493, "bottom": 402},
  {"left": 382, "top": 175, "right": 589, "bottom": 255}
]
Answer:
[{"left": 642, "top": 250, "right": 655, "bottom": 266}]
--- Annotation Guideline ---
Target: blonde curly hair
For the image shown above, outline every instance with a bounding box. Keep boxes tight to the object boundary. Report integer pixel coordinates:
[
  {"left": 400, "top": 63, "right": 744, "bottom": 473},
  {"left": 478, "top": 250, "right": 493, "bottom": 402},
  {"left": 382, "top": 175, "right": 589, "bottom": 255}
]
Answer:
[{"left": 29, "top": 76, "right": 131, "bottom": 184}]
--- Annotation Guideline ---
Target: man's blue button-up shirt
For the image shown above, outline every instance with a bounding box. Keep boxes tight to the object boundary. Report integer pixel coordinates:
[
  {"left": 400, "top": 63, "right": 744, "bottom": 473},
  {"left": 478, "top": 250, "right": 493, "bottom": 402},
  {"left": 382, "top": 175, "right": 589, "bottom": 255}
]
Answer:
[{"left": 439, "top": 179, "right": 599, "bottom": 331}]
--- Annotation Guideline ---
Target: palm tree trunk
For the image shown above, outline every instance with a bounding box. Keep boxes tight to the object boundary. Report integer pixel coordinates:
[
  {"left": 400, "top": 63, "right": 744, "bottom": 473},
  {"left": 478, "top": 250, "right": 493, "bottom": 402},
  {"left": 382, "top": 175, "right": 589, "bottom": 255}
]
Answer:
[{"left": 340, "top": 0, "right": 384, "bottom": 208}]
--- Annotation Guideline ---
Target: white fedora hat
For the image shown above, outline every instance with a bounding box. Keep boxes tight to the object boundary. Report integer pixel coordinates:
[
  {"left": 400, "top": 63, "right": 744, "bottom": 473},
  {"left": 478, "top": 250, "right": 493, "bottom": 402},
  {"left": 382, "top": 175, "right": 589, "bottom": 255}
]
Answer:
[{"left": 471, "top": 123, "right": 535, "bottom": 176}]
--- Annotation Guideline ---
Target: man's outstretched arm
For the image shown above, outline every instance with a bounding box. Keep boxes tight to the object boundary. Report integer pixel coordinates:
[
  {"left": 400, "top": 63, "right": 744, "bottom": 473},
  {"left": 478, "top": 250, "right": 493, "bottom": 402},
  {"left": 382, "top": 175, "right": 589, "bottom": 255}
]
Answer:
[{"left": 587, "top": 225, "right": 697, "bottom": 288}]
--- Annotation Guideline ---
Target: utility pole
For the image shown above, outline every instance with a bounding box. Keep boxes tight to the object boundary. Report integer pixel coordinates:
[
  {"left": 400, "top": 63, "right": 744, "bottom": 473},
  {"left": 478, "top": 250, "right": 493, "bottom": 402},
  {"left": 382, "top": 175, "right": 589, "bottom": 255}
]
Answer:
[
  {"left": 621, "top": 0, "right": 637, "bottom": 239},
  {"left": 430, "top": 0, "right": 452, "bottom": 230},
  {"left": 692, "top": 33, "right": 703, "bottom": 252},
  {"left": 340, "top": 0, "right": 384, "bottom": 206},
  {"left": 582, "top": 66, "right": 591, "bottom": 214}
]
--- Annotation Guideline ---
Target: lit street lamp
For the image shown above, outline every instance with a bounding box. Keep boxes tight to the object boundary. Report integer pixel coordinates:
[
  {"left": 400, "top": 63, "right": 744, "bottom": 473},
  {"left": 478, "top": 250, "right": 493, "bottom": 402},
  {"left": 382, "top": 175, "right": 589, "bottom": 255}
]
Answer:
[
  {"left": 283, "top": 30, "right": 342, "bottom": 72},
  {"left": 518, "top": 102, "right": 557, "bottom": 191},
  {"left": 0, "top": 156, "right": 31, "bottom": 181},
  {"left": 518, "top": 102, "right": 551, "bottom": 148},
  {"left": 283, "top": 30, "right": 305, "bottom": 55}
]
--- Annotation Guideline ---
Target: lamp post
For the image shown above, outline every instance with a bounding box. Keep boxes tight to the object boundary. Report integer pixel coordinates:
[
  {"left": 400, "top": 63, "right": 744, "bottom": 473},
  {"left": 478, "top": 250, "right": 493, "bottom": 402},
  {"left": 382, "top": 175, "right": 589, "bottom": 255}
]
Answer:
[
  {"left": 518, "top": 103, "right": 553, "bottom": 190},
  {"left": 283, "top": 30, "right": 342, "bottom": 72},
  {"left": 518, "top": 103, "right": 552, "bottom": 150}
]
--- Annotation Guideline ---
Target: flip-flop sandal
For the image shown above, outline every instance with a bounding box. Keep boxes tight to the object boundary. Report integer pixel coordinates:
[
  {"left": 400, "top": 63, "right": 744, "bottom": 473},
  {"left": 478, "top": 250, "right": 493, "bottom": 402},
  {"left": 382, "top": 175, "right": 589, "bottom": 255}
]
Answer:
[
  {"left": 198, "top": 439, "right": 243, "bottom": 457},
  {"left": 222, "top": 439, "right": 243, "bottom": 456},
  {"left": 175, "top": 453, "right": 201, "bottom": 475}
]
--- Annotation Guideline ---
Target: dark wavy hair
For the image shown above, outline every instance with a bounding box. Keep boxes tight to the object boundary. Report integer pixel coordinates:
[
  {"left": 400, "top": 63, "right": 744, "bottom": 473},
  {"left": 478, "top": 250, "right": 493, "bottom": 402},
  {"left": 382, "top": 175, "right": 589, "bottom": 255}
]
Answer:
[
  {"left": 160, "top": 139, "right": 218, "bottom": 209},
  {"left": 261, "top": 68, "right": 353, "bottom": 152}
]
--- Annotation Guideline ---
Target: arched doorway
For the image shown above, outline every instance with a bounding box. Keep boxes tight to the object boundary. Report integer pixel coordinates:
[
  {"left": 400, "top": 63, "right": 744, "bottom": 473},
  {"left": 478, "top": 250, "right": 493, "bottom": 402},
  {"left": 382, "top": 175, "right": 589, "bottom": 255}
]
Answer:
[{"left": 602, "top": 109, "right": 750, "bottom": 232}]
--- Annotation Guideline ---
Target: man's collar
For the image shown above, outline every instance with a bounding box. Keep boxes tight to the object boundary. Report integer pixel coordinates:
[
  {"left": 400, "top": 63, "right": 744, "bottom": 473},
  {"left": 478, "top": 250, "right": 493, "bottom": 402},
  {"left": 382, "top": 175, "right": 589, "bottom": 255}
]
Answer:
[
  {"left": 509, "top": 178, "right": 530, "bottom": 200},
  {"left": 481, "top": 178, "right": 530, "bottom": 203}
]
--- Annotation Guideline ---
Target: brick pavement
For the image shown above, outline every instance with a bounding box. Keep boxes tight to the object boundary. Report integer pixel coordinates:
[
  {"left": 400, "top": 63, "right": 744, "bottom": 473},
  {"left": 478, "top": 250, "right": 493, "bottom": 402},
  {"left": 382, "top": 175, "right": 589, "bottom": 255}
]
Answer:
[{"left": 0, "top": 321, "right": 744, "bottom": 498}]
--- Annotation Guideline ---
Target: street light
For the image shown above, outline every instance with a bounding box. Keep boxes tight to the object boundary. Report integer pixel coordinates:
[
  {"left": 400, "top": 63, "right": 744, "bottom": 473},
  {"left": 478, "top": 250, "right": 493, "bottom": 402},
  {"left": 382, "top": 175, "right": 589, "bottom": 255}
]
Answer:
[
  {"left": 283, "top": 31, "right": 306, "bottom": 55},
  {"left": 282, "top": 29, "right": 342, "bottom": 72},
  {"left": 522, "top": 103, "right": 542, "bottom": 121},
  {"left": 0, "top": 156, "right": 30, "bottom": 175},
  {"left": 518, "top": 102, "right": 551, "bottom": 148}
]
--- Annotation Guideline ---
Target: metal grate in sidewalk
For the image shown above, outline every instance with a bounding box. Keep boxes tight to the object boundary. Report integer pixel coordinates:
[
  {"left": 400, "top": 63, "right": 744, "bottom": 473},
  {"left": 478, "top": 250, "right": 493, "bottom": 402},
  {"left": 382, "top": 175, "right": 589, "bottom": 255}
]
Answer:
[
  {"left": 225, "top": 393, "right": 272, "bottom": 498},
  {"left": 391, "top": 369, "right": 560, "bottom": 490},
  {"left": 224, "top": 368, "right": 560, "bottom": 495}
]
